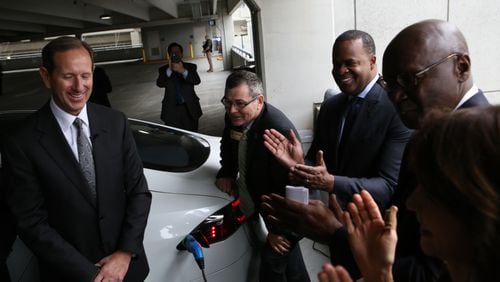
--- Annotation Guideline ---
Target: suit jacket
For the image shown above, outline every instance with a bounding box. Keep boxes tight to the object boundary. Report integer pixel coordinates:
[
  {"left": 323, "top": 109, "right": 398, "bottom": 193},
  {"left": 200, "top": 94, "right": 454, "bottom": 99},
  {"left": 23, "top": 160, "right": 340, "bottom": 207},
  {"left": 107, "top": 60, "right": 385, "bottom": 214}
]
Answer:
[
  {"left": 2, "top": 102, "right": 152, "bottom": 282},
  {"left": 217, "top": 103, "right": 299, "bottom": 219},
  {"left": 307, "top": 82, "right": 411, "bottom": 209},
  {"left": 156, "top": 62, "right": 202, "bottom": 129},
  {"left": 331, "top": 91, "right": 490, "bottom": 282},
  {"left": 390, "top": 90, "right": 490, "bottom": 282}
]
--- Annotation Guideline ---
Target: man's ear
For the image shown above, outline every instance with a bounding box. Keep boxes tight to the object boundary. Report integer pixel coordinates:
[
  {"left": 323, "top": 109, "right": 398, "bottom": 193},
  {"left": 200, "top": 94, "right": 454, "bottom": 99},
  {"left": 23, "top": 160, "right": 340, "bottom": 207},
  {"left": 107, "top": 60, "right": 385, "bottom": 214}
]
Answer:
[
  {"left": 370, "top": 55, "right": 377, "bottom": 70},
  {"left": 39, "top": 67, "right": 52, "bottom": 89},
  {"left": 455, "top": 53, "right": 471, "bottom": 82}
]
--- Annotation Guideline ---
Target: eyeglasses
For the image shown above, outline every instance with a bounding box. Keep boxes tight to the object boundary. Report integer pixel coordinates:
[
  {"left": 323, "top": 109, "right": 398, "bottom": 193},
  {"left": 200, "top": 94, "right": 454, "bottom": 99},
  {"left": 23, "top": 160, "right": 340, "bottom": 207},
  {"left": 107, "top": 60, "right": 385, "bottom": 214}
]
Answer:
[
  {"left": 395, "top": 53, "right": 460, "bottom": 89},
  {"left": 220, "top": 96, "right": 259, "bottom": 109}
]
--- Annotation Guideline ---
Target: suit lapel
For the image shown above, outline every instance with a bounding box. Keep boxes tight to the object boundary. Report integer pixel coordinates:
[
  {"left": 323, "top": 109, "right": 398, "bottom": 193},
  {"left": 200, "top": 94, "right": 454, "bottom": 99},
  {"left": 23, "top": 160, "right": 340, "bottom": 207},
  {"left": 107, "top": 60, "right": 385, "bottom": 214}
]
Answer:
[
  {"left": 460, "top": 90, "right": 490, "bottom": 108},
  {"left": 36, "top": 104, "right": 97, "bottom": 208},
  {"left": 337, "top": 84, "right": 381, "bottom": 170}
]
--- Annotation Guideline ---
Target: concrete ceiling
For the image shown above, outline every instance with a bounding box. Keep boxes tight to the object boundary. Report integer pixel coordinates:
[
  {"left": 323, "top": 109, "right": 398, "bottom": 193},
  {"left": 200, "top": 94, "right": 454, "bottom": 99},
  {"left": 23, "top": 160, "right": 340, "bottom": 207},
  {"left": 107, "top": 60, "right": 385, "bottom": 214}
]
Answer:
[{"left": 0, "top": 0, "right": 218, "bottom": 43}]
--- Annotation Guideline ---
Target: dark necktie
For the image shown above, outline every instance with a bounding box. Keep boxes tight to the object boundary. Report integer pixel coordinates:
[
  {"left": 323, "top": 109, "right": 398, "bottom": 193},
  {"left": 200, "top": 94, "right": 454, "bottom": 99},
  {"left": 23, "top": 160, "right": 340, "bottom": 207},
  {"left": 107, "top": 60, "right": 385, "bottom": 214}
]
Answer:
[
  {"left": 74, "top": 118, "right": 97, "bottom": 202},
  {"left": 237, "top": 129, "right": 255, "bottom": 217},
  {"left": 173, "top": 73, "right": 185, "bottom": 105},
  {"left": 338, "top": 97, "right": 363, "bottom": 154}
]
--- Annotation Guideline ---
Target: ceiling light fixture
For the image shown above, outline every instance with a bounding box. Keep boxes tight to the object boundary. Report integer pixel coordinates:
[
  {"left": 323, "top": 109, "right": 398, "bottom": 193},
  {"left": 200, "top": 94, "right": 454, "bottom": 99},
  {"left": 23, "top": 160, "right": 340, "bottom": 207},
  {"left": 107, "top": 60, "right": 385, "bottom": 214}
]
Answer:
[{"left": 100, "top": 14, "right": 111, "bottom": 20}]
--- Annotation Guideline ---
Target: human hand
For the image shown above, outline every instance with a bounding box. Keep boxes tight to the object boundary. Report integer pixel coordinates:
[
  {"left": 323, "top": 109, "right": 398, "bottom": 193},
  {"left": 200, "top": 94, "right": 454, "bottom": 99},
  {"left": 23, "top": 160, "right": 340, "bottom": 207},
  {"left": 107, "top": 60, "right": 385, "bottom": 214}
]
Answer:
[
  {"left": 290, "top": 150, "right": 334, "bottom": 192},
  {"left": 93, "top": 251, "right": 132, "bottom": 282},
  {"left": 260, "top": 193, "right": 343, "bottom": 244},
  {"left": 171, "top": 61, "right": 185, "bottom": 73},
  {"left": 263, "top": 129, "right": 304, "bottom": 169},
  {"left": 318, "top": 263, "right": 353, "bottom": 282},
  {"left": 267, "top": 233, "right": 291, "bottom": 255},
  {"left": 343, "top": 190, "right": 397, "bottom": 282},
  {"left": 215, "top": 177, "right": 236, "bottom": 196}
]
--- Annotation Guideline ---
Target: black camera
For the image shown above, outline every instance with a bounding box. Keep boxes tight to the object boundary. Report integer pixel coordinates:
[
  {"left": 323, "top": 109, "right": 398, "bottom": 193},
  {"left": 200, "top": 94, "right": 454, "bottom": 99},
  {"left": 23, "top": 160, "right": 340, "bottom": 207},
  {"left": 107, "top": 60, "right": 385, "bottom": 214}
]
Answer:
[{"left": 170, "top": 53, "right": 181, "bottom": 63}]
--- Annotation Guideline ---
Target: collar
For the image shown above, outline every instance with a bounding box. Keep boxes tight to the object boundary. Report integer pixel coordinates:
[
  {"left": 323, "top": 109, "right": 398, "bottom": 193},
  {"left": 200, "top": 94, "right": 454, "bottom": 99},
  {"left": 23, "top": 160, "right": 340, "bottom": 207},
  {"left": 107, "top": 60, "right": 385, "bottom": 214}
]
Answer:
[
  {"left": 50, "top": 98, "right": 90, "bottom": 131},
  {"left": 355, "top": 75, "right": 379, "bottom": 99},
  {"left": 455, "top": 84, "right": 479, "bottom": 110}
]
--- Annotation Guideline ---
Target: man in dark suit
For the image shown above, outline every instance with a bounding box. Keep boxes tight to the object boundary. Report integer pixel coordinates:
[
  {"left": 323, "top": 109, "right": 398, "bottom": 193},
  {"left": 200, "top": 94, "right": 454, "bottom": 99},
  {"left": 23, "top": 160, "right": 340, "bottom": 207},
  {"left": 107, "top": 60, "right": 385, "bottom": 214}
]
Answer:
[
  {"left": 381, "top": 19, "right": 490, "bottom": 282},
  {"left": 262, "top": 20, "right": 490, "bottom": 282},
  {"left": 264, "top": 30, "right": 410, "bottom": 209},
  {"left": 1, "top": 37, "right": 151, "bottom": 282},
  {"left": 156, "top": 42, "right": 202, "bottom": 132},
  {"left": 215, "top": 70, "right": 310, "bottom": 282}
]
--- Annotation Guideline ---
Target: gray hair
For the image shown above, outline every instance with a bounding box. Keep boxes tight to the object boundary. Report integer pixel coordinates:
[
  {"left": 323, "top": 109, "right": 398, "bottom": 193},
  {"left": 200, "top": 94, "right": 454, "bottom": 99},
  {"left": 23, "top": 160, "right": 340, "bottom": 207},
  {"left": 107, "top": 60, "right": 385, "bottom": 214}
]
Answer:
[{"left": 225, "top": 70, "right": 264, "bottom": 98}]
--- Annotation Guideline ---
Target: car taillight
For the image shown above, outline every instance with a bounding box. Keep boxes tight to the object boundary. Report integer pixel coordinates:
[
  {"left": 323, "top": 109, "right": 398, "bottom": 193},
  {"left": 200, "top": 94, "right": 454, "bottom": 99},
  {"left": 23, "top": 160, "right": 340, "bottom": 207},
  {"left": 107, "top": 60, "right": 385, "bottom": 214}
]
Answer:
[{"left": 177, "top": 198, "right": 247, "bottom": 250}]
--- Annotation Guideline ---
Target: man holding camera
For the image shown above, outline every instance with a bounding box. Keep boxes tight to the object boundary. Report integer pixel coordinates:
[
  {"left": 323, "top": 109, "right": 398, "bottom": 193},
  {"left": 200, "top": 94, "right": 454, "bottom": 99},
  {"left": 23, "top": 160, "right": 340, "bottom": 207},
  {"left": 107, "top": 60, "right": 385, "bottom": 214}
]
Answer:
[{"left": 156, "top": 42, "right": 203, "bottom": 132}]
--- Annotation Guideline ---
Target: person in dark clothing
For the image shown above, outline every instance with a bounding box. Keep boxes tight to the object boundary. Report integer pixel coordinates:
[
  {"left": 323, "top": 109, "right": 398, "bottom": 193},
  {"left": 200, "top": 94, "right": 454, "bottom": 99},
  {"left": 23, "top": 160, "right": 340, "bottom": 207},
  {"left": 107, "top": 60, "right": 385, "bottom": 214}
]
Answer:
[
  {"left": 319, "top": 105, "right": 500, "bottom": 282},
  {"left": 89, "top": 66, "right": 112, "bottom": 107},
  {"left": 215, "top": 70, "right": 310, "bottom": 282},
  {"left": 262, "top": 19, "right": 490, "bottom": 282},
  {"left": 156, "top": 42, "right": 202, "bottom": 132}
]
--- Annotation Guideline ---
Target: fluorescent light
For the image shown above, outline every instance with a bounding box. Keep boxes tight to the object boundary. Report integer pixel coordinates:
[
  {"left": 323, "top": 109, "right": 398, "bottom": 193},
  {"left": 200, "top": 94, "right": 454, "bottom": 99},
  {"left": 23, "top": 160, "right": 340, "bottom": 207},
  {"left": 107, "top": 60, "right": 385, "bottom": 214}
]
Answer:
[{"left": 100, "top": 14, "right": 111, "bottom": 20}]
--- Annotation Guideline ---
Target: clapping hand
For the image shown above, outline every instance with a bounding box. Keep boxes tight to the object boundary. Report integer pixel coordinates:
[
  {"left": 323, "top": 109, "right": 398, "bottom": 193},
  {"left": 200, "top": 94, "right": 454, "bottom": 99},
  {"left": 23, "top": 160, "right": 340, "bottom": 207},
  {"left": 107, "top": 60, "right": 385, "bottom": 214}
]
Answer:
[
  {"left": 263, "top": 128, "right": 304, "bottom": 169},
  {"left": 343, "top": 190, "right": 398, "bottom": 282}
]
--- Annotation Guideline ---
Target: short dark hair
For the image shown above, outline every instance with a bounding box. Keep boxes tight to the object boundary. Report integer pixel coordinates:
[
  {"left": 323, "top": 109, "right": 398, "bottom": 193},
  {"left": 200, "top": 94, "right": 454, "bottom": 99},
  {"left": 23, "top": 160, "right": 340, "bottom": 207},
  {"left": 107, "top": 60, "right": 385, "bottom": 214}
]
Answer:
[
  {"left": 41, "top": 36, "right": 93, "bottom": 74},
  {"left": 167, "top": 42, "right": 183, "bottom": 54},
  {"left": 225, "top": 70, "right": 264, "bottom": 98},
  {"left": 334, "top": 30, "right": 376, "bottom": 56}
]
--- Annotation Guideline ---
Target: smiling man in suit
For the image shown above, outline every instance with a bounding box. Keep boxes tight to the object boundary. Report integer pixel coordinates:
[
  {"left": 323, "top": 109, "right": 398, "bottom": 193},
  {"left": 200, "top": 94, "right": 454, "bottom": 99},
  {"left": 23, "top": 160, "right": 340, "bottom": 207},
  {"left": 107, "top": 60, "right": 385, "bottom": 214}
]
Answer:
[
  {"left": 1, "top": 37, "right": 151, "bottom": 282},
  {"left": 264, "top": 30, "right": 410, "bottom": 209},
  {"left": 261, "top": 30, "right": 410, "bottom": 279}
]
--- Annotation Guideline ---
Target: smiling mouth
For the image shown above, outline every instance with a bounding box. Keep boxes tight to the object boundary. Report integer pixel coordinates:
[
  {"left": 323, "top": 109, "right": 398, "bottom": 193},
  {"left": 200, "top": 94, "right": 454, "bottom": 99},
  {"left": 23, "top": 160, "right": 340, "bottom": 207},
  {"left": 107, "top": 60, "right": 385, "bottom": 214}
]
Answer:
[{"left": 340, "top": 77, "right": 352, "bottom": 83}]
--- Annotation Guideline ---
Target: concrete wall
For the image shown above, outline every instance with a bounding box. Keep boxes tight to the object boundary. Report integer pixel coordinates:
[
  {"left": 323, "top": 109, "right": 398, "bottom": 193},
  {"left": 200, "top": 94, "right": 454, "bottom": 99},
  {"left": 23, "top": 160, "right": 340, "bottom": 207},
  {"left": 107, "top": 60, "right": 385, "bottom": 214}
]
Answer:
[
  {"left": 254, "top": 0, "right": 335, "bottom": 130},
  {"left": 252, "top": 0, "right": 500, "bottom": 131}
]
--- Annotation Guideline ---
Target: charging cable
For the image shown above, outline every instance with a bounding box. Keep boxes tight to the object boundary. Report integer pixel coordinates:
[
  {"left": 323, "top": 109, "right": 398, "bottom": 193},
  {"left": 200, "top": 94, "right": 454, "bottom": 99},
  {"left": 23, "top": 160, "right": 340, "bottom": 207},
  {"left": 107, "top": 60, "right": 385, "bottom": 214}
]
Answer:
[{"left": 183, "top": 235, "right": 207, "bottom": 282}]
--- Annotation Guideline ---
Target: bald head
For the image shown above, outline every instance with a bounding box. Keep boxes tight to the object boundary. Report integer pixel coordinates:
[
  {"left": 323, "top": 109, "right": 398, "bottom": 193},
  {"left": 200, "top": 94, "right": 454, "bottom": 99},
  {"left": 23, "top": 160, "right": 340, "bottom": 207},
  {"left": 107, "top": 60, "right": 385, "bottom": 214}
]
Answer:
[
  {"left": 385, "top": 19, "right": 468, "bottom": 67},
  {"left": 382, "top": 19, "right": 474, "bottom": 129}
]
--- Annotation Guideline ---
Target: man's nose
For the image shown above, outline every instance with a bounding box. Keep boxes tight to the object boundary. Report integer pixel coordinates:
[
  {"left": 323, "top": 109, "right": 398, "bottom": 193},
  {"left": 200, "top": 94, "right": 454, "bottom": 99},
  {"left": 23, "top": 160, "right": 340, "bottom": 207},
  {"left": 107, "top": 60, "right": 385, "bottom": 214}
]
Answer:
[
  {"left": 228, "top": 104, "right": 239, "bottom": 114},
  {"left": 73, "top": 77, "right": 87, "bottom": 92}
]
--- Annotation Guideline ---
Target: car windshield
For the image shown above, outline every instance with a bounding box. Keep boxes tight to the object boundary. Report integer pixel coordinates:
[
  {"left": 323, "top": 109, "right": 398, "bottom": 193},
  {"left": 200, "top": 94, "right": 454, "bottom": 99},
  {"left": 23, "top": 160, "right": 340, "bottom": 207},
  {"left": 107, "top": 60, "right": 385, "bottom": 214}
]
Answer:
[
  {"left": 129, "top": 119, "right": 210, "bottom": 172},
  {"left": 0, "top": 112, "right": 210, "bottom": 172}
]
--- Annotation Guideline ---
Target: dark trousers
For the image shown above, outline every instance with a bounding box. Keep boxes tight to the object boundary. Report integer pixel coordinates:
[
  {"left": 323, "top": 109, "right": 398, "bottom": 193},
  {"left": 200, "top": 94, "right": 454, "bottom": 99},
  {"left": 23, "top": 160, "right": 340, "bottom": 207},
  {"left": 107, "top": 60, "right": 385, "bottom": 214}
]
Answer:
[{"left": 259, "top": 240, "right": 310, "bottom": 282}]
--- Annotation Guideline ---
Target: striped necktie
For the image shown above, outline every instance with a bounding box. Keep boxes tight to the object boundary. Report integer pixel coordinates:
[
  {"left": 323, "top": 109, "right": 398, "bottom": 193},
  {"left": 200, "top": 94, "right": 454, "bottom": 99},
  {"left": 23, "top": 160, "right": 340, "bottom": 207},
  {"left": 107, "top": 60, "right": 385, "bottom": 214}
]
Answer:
[
  {"left": 74, "top": 118, "right": 97, "bottom": 203},
  {"left": 237, "top": 129, "right": 255, "bottom": 217}
]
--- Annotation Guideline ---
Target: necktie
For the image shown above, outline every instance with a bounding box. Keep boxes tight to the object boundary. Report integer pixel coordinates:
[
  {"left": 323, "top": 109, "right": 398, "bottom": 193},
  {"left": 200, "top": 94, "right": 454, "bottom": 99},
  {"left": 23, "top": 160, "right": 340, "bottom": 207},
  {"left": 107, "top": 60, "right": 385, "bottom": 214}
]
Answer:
[
  {"left": 173, "top": 74, "right": 185, "bottom": 105},
  {"left": 338, "top": 97, "right": 363, "bottom": 154},
  {"left": 237, "top": 129, "right": 255, "bottom": 217},
  {"left": 74, "top": 118, "right": 97, "bottom": 203}
]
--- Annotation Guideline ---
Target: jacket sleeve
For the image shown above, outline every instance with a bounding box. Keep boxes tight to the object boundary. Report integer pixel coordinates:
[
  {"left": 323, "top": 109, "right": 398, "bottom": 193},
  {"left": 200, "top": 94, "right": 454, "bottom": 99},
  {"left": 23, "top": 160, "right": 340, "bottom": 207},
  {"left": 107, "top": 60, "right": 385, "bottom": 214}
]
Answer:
[
  {"left": 117, "top": 114, "right": 152, "bottom": 256},
  {"left": 183, "top": 63, "right": 201, "bottom": 86},
  {"left": 332, "top": 113, "right": 411, "bottom": 209},
  {"left": 156, "top": 65, "right": 168, "bottom": 88}
]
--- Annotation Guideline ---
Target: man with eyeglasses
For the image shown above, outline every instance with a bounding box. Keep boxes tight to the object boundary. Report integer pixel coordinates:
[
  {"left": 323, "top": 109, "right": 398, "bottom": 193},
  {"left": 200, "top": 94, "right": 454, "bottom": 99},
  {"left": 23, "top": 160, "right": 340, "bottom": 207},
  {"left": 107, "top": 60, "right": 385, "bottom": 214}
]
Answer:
[
  {"left": 215, "top": 70, "right": 310, "bottom": 282},
  {"left": 380, "top": 19, "right": 490, "bottom": 282}
]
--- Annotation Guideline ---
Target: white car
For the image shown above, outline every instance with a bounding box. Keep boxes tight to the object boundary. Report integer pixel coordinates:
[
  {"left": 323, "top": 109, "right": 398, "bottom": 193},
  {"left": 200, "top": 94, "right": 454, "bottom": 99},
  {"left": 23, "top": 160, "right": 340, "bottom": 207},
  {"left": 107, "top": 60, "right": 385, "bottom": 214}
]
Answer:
[{"left": 3, "top": 111, "right": 255, "bottom": 282}]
